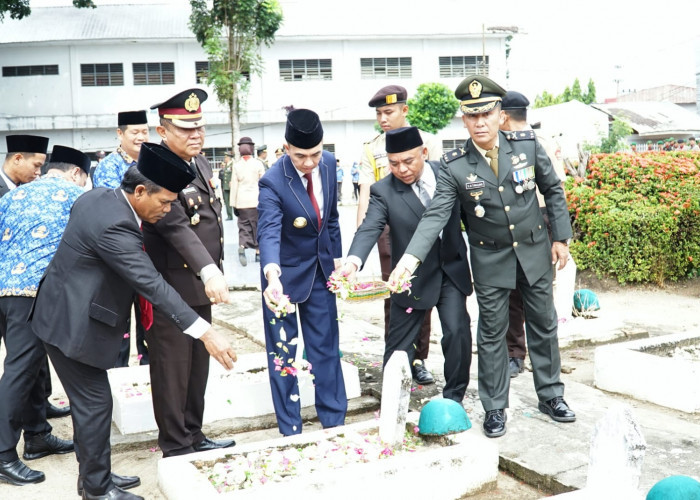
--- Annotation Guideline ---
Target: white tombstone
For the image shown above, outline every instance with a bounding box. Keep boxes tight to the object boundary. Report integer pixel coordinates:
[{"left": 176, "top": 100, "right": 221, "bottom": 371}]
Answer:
[
  {"left": 378, "top": 350, "right": 412, "bottom": 446},
  {"left": 553, "top": 254, "right": 577, "bottom": 323}
]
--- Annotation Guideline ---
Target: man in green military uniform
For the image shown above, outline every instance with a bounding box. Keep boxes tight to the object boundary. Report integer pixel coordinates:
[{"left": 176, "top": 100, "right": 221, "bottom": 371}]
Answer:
[
  {"left": 219, "top": 152, "right": 234, "bottom": 220},
  {"left": 390, "top": 75, "right": 575, "bottom": 438}
]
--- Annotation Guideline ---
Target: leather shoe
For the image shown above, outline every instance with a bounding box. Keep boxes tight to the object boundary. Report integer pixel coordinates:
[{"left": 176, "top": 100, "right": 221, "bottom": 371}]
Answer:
[
  {"left": 23, "top": 432, "right": 74, "bottom": 460},
  {"left": 46, "top": 402, "right": 71, "bottom": 419},
  {"left": 238, "top": 248, "right": 247, "bottom": 267},
  {"left": 411, "top": 360, "right": 435, "bottom": 385},
  {"left": 538, "top": 396, "right": 576, "bottom": 423},
  {"left": 193, "top": 437, "right": 236, "bottom": 452},
  {"left": 82, "top": 485, "right": 143, "bottom": 500},
  {"left": 78, "top": 473, "right": 141, "bottom": 496},
  {"left": 509, "top": 357, "right": 524, "bottom": 378},
  {"left": 0, "top": 459, "right": 45, "bottom": 485},
  {"left": 483, "top": 409, "right": 507, "bottom": 438}
]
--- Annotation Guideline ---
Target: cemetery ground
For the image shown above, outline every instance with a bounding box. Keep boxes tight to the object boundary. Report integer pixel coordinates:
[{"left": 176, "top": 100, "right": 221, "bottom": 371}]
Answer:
[{"left": 2, "top": 270, "right": 700, "bottom": 499}]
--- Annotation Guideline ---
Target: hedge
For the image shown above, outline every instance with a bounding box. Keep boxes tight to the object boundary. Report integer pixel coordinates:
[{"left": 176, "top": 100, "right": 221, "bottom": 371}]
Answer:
[{"left": 566, "top": 151, "right": 700, "bottom": 285}]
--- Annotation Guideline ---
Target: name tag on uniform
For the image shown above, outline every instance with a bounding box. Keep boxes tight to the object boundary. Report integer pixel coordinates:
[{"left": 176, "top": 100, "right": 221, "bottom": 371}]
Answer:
[
  {"left": 182, "top": 186, "right": 197, "bottom": 195},
  {"left": 465, "top": 181, "right": 485, "bottom": 190}
]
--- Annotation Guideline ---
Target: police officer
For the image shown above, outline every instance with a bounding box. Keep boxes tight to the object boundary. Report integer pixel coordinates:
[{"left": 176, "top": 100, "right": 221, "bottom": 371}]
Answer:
[
  {"left": 390, "top": 75, "right": 576, "bottom": 438},
  {"left": 256, "top": 144, "right": 269, "bottom": 170},
  {"left": 219, "top": 152, "right": 234, "bottom": 220}
]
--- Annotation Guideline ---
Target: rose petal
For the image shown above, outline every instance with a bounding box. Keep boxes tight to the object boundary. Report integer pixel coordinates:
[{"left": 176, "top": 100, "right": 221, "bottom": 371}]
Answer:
[{"left": 123, "top": 333, "right": 130, "bottom": 339}]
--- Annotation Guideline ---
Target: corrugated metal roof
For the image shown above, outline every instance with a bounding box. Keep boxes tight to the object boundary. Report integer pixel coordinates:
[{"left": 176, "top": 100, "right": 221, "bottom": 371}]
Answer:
[
  {"left": 614, "top": 85, "right": 696, "bottom": 105},
  {"left": 593, "top": 102, "right": 700, "bottom": 136}
]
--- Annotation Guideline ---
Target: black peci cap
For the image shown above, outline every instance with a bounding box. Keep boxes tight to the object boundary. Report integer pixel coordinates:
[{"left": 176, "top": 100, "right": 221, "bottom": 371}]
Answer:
[
  {"left": 137, "top": 143, "right": 196, "bottom": 192},
  {"left": 385, "top": 126, "right": 424, "bottom": 154},
  {"left": 49, "top": 145, "right": 91, "bottom": 174},
  {"left": 285, "top": 109, "right": 323, "bottom": 149},
  {"left": 6, "top": 134, "right": 49, "bottom": 155},
  {"left": 118, "top": 110, "right": 148, "bottom": 126}
]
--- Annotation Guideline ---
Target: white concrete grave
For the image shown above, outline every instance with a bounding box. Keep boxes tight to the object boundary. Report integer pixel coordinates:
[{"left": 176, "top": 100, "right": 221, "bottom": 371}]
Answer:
[
  {"left": 378, "top": 350, "right": 412, "bottom": 446},
  {"left": 108, "top": 352, "right": 361, "bottom": 435},
  {"left": 158, "top": 413, "right": 499, "bottom": 499},
  {"left": 594, "top": 331, "right": 700, "bottom": 413}
]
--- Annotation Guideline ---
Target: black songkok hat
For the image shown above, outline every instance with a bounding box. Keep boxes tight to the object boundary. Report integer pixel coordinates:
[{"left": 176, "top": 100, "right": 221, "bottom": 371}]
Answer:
[
  {"left": 285, "top": 109, "right": 323, "bottom": 149},
  {"left": 385, "top": 126, "right": 424, "bottom": 154},
  {"left": 501, "top": 91, "right": 530, "bottom": 110},
  {"left": 368, "top": 85, "right": 408, "bottom": 108},
  {"left": 49, "top": 145, "right": 91, "bottom": 174},
  {"left": 118, "top": 110, "right": 148, "bottom": 126},
  {"left": 137, "top": 143, "right": 195, "bottom": 192},
  {"left": 6, "top": 134, "right": 49, "bottom": 155}
]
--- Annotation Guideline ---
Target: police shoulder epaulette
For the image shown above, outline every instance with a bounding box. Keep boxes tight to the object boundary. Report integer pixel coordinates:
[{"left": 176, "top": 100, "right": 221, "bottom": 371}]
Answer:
[
  {"left": 507, "top": 130, "right": 536, "bottom": 141},
  {"left": 442, "top": 147, "right": 467, "bottom": 163}
]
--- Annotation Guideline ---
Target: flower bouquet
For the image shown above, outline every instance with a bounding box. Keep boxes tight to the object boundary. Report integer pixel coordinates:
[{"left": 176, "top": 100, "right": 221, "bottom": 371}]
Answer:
[
  {"left": 268, "top": 290, "right": 295, "bottom": 319},
  {"left": 327, "top": 269, "right": 389, "bottom": 302},
  {"left": 386, "top": 270, "right": 414, "bottom": 295}
]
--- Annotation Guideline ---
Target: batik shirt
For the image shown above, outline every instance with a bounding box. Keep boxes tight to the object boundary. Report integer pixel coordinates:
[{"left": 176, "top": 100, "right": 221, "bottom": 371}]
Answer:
[
  {"left": 0, "top": 177, "right": 84, "bottom": 297},
  {"left": 93, "top": 147, "right": 135, "bottom": 188}
]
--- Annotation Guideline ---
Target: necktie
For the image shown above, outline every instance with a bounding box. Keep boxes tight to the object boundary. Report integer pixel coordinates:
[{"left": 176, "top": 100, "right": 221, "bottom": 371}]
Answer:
[
  {"left": 485, "top": 147, "right": 499, "bottom": 177},
  {"left": 303, "top": 173, "right": 321, "bottom": 228},
  {"left": 138, "top": 224, "right": 154, "bottom": 330},
  {"left": 416, "top": 179, "right": 432, "bottom": 208}
]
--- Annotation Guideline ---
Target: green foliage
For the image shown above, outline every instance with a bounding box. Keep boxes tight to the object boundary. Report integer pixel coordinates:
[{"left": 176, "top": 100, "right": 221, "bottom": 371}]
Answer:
[
  {"left": 584, "top": 119, "right": 633, "bottom": 154},
  {"left": 1, "top": 0, "right": 94, "bottom": 21},
  {"left": 534, "top": 78, "right": 597, "bottom": 108},
  {"left": 566, "top": 151, "right": 700, "bottom": 284},
  {"left": 406, "top": 83, "right": 459, "bottom": 134}
]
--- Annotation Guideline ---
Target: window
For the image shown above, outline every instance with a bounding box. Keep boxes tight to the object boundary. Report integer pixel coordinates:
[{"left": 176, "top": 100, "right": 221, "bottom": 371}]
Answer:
[
  {"left": 2, "top": 65, "right": 58, "bottom": 77},
  {"left": 133, "top": 62, "right": 175, "bottom": 86},
  {"left": 195, "top": 61, "right": 209, "bottom": 84},
  {"left": 324, "top": 144, "right": 335, "bottom": 153},
  {"left": 360, "top": 57, "right": 412, "bottom": 79},
  {"left": 439, "top": 56, "right": 489, "bottom": 77},
  {"left": 442, "top": 139, "right": 467, "bottom": 153},
  {"left": 279, "top": 59, "right": 332, "bottom": 81},
  {"left": 80, "top": 63, "right": 124, "bottom": 87}
]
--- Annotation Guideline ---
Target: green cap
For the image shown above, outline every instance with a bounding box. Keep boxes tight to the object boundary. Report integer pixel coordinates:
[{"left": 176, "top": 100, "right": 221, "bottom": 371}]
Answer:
[{"left": 454, "top": 75, "right": 506, "bottom": 114}]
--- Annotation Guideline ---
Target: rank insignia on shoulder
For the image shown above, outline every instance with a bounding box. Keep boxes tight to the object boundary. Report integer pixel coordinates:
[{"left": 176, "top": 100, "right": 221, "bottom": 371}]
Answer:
[
  {"left": 467, "top": 173, "right": 477, "bottom": 182},
  {"left": 507, "top": 130, "right": 536, "bottom": 141},
  {"left": 443, "top": 147, "right": 467, "bottom": 163}
]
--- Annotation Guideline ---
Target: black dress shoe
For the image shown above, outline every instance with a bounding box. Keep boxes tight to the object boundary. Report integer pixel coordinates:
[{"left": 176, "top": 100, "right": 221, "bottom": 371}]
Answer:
[
  {"left": 193, "top": 437, "right": 236, "bottom": 452},
  {"left": 411, "top": 360, "right": 435, "bottom": 385},
  {"left": 238, "top": 248, "right": 247, "bottom": 266},
  {"left": 78, "top": 473, "right": 141, "bottom": 496},
  {"left": 483, "top": 409, "right": 507, "bottom": 438},
  {"left": 82, "top": 485, "right": 144, "bottom": 500},
  {"left": 509, "top": 357, "right": 524, "bottom": 378},
  {"left": 46, "top": 402, "right": 71, "bottom": 419},
  {"left": 0, "top": 458, "right": 45, "bottom": 485},
  {"left": 538, "top": 396, "right": 576, "bottom": 423},
  {"left": 23, "top": 432, "right": 75, "bottom": 460}
]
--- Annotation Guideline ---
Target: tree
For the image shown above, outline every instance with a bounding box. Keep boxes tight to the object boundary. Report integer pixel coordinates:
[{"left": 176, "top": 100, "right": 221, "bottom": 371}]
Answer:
[
  {"left": 583, "top": 118, "right": 633, "bottom": 154},
  {"left": 189, "top": 0, "right": 283, "bottom": 150},
  {"left": 533, "top": 90, "right": 561, "bottom": 109},
  {"left": 583, "top": 79, "right": 597, "bottom": 104},
  {"left": 406, "top": 82, "right": 459, "bottom": 134},
  {"left": 534, "top": 78, "right": 598, "bottom": 108},
  {"left": 0, "top": 0, "right": 94, "bottom": 21}
]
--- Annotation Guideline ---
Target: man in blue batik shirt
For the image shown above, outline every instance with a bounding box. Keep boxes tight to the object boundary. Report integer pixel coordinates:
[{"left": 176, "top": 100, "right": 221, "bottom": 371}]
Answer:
[
  {"left": 93, "top": 110, "right": 151, "bottom": 367},
  {"left": 0, "top": 145, "right": 90, "bottom": 487}
]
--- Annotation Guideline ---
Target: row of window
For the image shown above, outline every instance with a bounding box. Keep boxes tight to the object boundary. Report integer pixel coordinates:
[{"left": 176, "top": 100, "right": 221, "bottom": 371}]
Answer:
[{"left": 2, "top": 55, "right": 490, "bottom": 86}]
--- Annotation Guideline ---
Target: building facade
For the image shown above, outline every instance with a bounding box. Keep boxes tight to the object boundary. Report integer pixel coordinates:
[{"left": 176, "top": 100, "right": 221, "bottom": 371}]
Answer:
[{"left": 0, "top": 1, "right": 509, "bottom": 165}]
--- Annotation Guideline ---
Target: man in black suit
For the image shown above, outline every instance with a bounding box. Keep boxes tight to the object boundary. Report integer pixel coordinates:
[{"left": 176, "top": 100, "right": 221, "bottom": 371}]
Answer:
[
  {"left": 31, "top": 143, "right": 238, "bottom": 500},
  {"left": 143, "top": 88, "right": 234, "bottom": 458},
  {"left": 341, "top": 127, "right": 473, "bottom": 402}
]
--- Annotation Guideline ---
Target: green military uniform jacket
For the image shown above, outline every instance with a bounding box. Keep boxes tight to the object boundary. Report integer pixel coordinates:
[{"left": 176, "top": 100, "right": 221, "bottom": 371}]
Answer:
[
  {"left": 219, "top": 160, "right": 233, "bottom": 191},
  {"left": 405, "top": 130, "right": 572, "bottom": 289}
]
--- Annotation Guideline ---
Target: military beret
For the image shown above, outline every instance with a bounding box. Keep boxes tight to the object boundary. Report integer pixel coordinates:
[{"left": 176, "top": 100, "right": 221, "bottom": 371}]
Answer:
[
  {"left": 118, "top": 110, "right": 148, "bottom": 126},
  {"left": 385, "top": 126, "right": 423, "bottom": 154},
  {"left": 285, "top": 109, "right": 323, "bottom": 149},
  {"left": 368, "top": 85, "right": 408, "bottom": 108},
  {"left": 501, "top": 90, "right": 530, "bottom": 110},
  {"left": 49, "top": 145, "right": 91, "bottom": 174},
  {"left": 237, "top": 136, "right": 254, "bottom": 145},
  {"left": 137, "top": 142, "right": 195, "bottom": 192},
  {"left": 150, "top": 88, "right": 208, "bottom": 129},
  {"left": 455, "top": 75, "right": 506, "bottom": 114},
  {"left": 6, "top": 134, "right": 49, "bottom": 155}
]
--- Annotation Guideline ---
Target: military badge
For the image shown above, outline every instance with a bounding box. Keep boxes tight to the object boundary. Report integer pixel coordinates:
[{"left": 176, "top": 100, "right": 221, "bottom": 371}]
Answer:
[
  {"left": 467, "top": 173, "right": 478, "bottom": 182},
  {"left": 293, "top": 217, "right": 307, "bottom": 228},
  {"left": 385, "top": 93, "right": 397, "bottom": 105},
  {"left": 190, "top": 212, "right": 200, "bottom": 226},
  {"left": 519, "top": 153, "right": 527, "bottom": 161},
  {"left": 197, "top": 195, "right": 202, "bottom": 203},
  {"left": 515, "top": 184, "right": 524, "bottom": 194},
  {"left": 469, "top": 79, "right": 482, "bottom": 98},
  {"left": 511, "top": 156, "right": 519, "bottom": 165},
  {"left": 184, "top": 92, "right": 200, "bottom": 113},
  {"left": 469, "top": 190, "right": 483, "bottom": 201},
  {"left": 188, "top": 198, "right": 195, "bottom": 207},
  {"left": 474, "top": 204, "right": 485, "bottom": 218}
]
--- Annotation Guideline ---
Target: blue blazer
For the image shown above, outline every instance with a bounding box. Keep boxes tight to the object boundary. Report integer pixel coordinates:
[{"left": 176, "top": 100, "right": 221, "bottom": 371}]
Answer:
[{"left": 257, "top": 150, "right": 342, "bottom": 303}]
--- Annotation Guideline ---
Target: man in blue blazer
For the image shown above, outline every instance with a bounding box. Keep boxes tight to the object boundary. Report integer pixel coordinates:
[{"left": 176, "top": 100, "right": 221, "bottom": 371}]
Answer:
[
  {"left": 342, "top": 127, "right": 473, "bottom": 402},
  {"left": 257, "top": 109, "right": 346, "bottom": 436}
]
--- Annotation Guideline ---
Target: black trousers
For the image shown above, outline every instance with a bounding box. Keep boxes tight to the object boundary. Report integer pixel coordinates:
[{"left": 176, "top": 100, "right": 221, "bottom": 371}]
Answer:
[
  {"left": 0, "top": 297, "right": 52, "bottom": 461},
  {"left": 44, "top": 343, "right": 114, "bottom": 496},
  {"left": 145, "top": 305, "right": 210, "bottom": 457},
  {"left": 384, "top": 273, "right": 472, "bottom": 402},
  {"left": 115, "top": 298, "right": 149, "bottom": 367}
]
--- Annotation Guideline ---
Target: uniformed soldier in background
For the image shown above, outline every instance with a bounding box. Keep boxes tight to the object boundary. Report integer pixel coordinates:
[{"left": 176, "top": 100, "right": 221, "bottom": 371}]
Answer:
[
  {"left": 256, "top": 144, "right": 269, "bottom": 170},
  {"left": 219, "top": 152, "right": 234, "bottom": 220},
  {"left": 356, "top": 85, "right": 441, "bottom": 386},
  {"left": 390, "top": 75, "right": 576, "bottom": 438}
]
